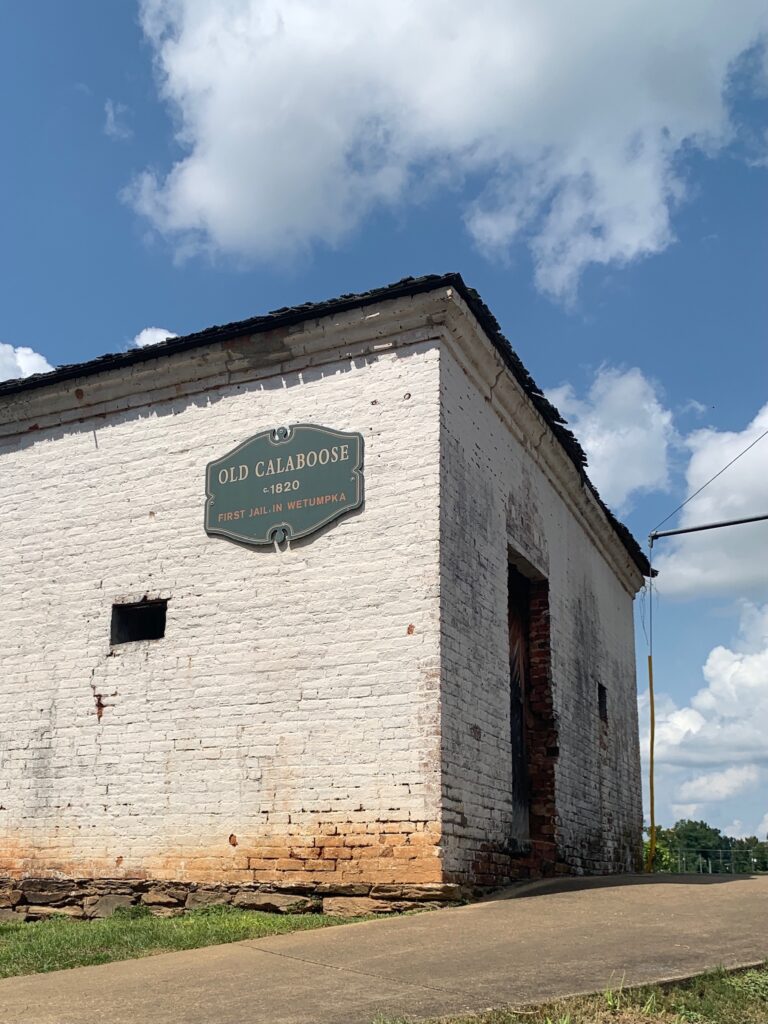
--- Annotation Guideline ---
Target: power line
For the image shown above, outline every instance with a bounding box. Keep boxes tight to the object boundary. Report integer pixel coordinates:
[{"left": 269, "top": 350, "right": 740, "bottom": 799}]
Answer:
[
  {"left": 644, "top": 434, "right": 768, "bottom": 873},
  {"left": 644, "top": 420, "right": 768, "bottom": 873},
  {"left": 651, "top": 512, "right": 768, "bottom": 543},
  {"left": 652, "top": 425, "right": 768, "bottom": 534}
]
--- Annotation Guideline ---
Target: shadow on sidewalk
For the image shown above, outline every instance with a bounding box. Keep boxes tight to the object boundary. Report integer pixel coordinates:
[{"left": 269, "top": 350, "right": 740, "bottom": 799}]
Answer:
[{"left": 483, "top": 872, "right": 763, "bottom": 902}]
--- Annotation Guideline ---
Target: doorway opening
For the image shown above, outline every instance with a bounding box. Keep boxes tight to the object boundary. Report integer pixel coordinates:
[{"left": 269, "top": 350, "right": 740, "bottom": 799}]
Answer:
[
  {"left": 508, "top": 563, "right": 531, "bottom": 841},
  {"left": 507, "top": 558, "right": 558, "bottom": 857}
]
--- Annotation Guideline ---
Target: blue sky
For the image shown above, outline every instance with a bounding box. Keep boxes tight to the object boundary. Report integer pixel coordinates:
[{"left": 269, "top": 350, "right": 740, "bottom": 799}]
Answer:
[{"left": 1, "top": 2, "right": 767, "bottom": 839}]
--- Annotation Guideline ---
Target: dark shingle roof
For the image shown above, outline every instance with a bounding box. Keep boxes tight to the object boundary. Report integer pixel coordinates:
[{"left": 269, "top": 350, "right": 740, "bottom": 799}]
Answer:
[{"left": 0, "top": 272, "right": 650, "bottom": 575}]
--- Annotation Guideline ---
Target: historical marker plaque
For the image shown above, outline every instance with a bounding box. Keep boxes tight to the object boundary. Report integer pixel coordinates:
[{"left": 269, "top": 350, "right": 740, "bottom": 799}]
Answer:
[{"left": 205, "top": 424, "right": 364, "bottom": 546}]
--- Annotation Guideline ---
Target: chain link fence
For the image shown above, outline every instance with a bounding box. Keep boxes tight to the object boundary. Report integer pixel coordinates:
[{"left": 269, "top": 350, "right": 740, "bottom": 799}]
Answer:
[{"left": 655, "top": 848, "right": 768, "bottom": 874}]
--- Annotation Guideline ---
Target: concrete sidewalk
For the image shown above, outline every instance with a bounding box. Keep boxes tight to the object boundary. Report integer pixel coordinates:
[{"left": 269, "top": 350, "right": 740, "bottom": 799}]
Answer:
[{"left": 1, "top": 875, "right": 766, "bottom": 1024}]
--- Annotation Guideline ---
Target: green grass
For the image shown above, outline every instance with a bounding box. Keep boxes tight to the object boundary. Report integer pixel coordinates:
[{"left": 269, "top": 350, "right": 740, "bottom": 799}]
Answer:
[
  {"left": 374, "top": 964, "right": 768, "bottom": 1024},
  {"left": 0, "top": 903, "right": 350, "bottom": 979}
]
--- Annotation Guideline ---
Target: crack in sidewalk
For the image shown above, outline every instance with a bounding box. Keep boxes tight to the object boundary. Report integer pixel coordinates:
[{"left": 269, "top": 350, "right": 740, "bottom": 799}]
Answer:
[{"left": 241, "top": 943, "right": 479, "bottom": 1002}]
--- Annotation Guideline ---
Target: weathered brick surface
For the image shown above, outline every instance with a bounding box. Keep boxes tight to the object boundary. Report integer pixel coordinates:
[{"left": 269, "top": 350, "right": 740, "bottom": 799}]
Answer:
[
  {"left": 0, "top": 287, "right": 643, "bottom": 899},
  {"left": 0, "top": 307, "right": 443, "bottom": 888},
  {"left": 438, "top": 334, "right": 643, "bottom": 882}
]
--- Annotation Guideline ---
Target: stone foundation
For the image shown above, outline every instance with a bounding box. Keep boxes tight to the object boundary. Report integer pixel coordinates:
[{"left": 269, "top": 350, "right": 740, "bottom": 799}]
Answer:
[{"left": 0, "top": 877, "right": 463, "bottom": 922}]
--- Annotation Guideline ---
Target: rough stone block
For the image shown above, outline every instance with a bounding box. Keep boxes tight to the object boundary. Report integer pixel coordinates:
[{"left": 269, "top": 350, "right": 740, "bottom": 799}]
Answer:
[
  {"left": 322, "top": 896, "right": 387, "bottom": 917},
  {"left": 369, "top": 883, "right": 462, "bottom": 902},
  {"left": 88, "top": 879, "right": 144, "bottom": 896},
  {"left": 26, "top": 905, "right": 85, "bottom": 919},
  {"left": 185, "top": 889, "right": 232, "bottom": 910},
  {"left": 314, "top": 882, "right": 371, "bottom": 897},
  {"left": 260, "top": 881, "right": 316, "bottom": 895},
  {"left": 83, "top": 895, "right": 135, "bottom": 919},
  {"left": 0, "top": 886, "right": 22, "bottom": 908},
  {"left": 142, "top": 887, "right": 185, "bottom": 907},
  {"left": 19, "top": 879, "right": 78, "bottom": 906},
  {"left": 0, "top": 907, "right": 26, "bottom": 922},
  {"left": 321, "top": 896, "right": 431, "bottom": 917},
  {"left": 231, "top": 892, "right": 313, "bottom": 913}
]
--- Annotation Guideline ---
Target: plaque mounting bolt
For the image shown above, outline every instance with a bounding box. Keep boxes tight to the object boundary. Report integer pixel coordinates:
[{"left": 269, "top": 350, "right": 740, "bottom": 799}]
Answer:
[{"left": 271, "top": 527, "right": 291, "bottom": 553}]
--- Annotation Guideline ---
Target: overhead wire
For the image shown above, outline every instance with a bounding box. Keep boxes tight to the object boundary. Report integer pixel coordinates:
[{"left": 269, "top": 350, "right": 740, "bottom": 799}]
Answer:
[
  {"left": 644, "top": 423, "right": 768, "bottom": 873},
  {"left": 651, "top": 425, "right": 768, "bottom": 534}
]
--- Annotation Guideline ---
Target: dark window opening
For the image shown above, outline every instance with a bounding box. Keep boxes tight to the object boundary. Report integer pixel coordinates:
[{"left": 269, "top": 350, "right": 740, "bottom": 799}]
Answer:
[
  {"left": 111, "top": 599, "right": 167, "bottom": 645},
  {"left": 508, "top": 563, "right": 532, "bottom": 841},
  {"left": 598, "top": 682, "right": 608, "bottom": 724}
]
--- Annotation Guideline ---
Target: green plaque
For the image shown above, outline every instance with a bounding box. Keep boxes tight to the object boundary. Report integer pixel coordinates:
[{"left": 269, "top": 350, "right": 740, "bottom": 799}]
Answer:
[{"left": 205, "top": 424, "right": 364, "bottom": 546}]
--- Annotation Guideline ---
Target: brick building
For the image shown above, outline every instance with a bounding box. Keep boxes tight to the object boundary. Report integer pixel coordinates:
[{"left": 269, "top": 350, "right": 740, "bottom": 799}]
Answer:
[{"left": 0, "top": 274, "right": 649, "bottom": 917}]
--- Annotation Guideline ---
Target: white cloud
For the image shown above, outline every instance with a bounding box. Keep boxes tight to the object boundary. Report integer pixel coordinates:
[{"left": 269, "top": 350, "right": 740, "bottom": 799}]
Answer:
[
  {"left": 131, "top": 0, "right": 768, "bottom": 299},
  {"left": 640, "top": 604, "right": 768, "bottom": 831},
  {"left": 104, "top": 99, "right": 133, "bottom": 141},
  {"left": 640, "top": 602, "right": 768, "bottom": 771},
  {"left": 654, "top": 404, "right": 768, "bottom": 596},
  {"left": 681, "top": 399, "right": 708, "bottom": 417},
  {"left": 756, "top": 813, "right": 768, "bottom": 840},
  {"left": 0, "top": 343, "right": 54, "bottom": 382},
  {"left": 131, "top": 327, "right": 178, "bottom": 348},
  {"left": 546, "top": 366, "right": 675, "bottom": 512},
  {"left": 678, "top": 764, "right": 760, "bottom": 802},
  {"left": 721, "top": 818, "right": 749, "bottom": 839},
  {"left": 670, "top": 803, "right": 701, "bottom": 820}
]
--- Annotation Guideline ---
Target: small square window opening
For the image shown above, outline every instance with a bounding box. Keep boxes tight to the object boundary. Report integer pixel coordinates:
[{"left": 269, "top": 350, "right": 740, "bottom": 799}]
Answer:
[
  {"left": 111, "top": 599, "right": 167, "bottom": 645},
  {"left": 597, "top": 682, "right": 608, "bottom": 724}
]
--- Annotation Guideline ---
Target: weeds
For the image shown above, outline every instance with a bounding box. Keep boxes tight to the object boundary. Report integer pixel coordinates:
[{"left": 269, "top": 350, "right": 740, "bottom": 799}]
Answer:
[
  {"left": 374, "top": 964, "right": 768, "bottom": 1024},
  {"left": 0, "top": 904, "right": 350, "bottom": 979}
]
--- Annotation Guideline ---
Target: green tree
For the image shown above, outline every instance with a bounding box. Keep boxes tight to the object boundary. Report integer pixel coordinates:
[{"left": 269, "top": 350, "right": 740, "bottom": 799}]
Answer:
[
  {"left": 670, "top": 819, "right": 728, "bottom": 872},
  {"left": 644, "top": 818, "right": 768, "bottom": 874},
  {"left": 731, "top": 836, "right": 768, "bottom": 872},
  {"left": 643, "top": 825, "right": 676, "bottom": 872}
]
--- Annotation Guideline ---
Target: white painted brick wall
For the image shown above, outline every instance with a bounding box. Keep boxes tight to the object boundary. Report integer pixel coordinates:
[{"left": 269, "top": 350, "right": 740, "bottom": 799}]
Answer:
[
  {"left": 0, "top": 287, "right": 644, "bottom": 888},
  {"left": 438, "top": 342, "right": 643, "bottom": 878},
  {"left": 0, "top": 336, "right": 443, "bottom": 884}
]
